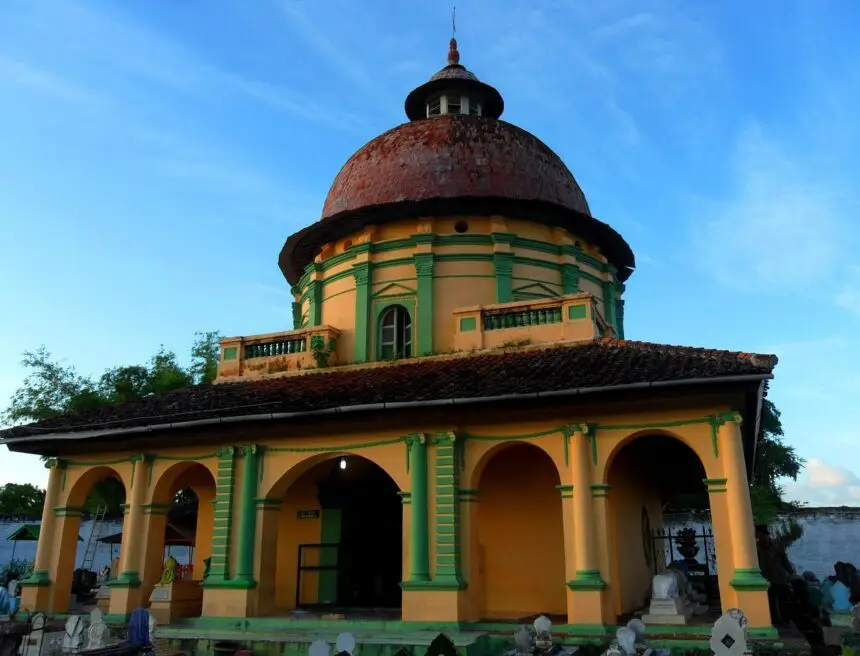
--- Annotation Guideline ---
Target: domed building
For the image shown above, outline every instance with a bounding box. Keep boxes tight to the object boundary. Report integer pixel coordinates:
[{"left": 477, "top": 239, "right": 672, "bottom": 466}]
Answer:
[{"left": 3, "top": 38, "right": 777, "bottom": 647}]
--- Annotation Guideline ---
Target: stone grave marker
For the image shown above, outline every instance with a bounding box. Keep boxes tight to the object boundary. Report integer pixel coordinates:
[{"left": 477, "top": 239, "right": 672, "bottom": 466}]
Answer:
[
  {"left": 333, "top": 633, "right": 355, "bottom": 656},
  {"left": 18, "top": 612, "right": 45, "bottom": 656},
  {"left": 308, "top": 640, "right": 330, "bottom": 656},
  {"left": 61, "top": 617, "right": 85, "bottom": 654},
  {"left": 709, "top": 609, "right": 751, "bottom": 656},
  {"left": 84, "top": 609, "right": 107, "bottom": 651}
]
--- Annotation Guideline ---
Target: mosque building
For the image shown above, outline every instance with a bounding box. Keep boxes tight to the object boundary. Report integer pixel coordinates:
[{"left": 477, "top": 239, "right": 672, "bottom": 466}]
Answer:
[{"left": 2, "top": 37, "right": 777, "bottom": 644}]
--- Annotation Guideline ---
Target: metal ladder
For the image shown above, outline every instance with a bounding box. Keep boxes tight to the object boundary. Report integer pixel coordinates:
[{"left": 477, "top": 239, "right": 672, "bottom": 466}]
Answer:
[{"left": 80, "top": 504, "right": 107, "bottom": 571}]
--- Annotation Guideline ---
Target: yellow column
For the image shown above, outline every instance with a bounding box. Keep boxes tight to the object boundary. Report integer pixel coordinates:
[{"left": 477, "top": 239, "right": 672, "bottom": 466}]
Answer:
[
  {"left": 566, "top": 425, "right": 607, "bottom": 626},
  {"left": 19, "top": 459, "right": 64, "bottom": 610},
  {"left": 719, "top": 413, "right": 773, "bottom": 630},
  {"left": 108, "top": 454, "right": 150, "bottom": 617}
]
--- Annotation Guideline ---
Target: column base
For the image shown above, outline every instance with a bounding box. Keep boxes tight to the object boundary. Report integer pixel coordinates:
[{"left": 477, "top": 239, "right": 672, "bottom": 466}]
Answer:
[
  {"left": 566, "top": 572, "right": 610, "bottom": 626},
  {"left": 401, "top": 580, "right": 469, "bottom": 623},
  {"left": 201, "top": 581, "right": 257, "bottom": 617}
]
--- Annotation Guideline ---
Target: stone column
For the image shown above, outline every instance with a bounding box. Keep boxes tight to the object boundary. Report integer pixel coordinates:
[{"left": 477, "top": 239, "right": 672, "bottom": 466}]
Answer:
[
  {"left": 234, "top": 445, "right": 260, "bottom": 584},
  {"left": 116, "top": 455, "right": 149, "bottom": 585},
  {"left": 719, "top": 415, "right": 771, "bottom": 595},
  {"left": 566, "top": 425, "right": 606, "bottom": 625},
  {"left": 19, "top": 460, "right": 64, "bottom": 610},
  {"left": 406, "top": 434, "right": 430, "bottom": 582}
]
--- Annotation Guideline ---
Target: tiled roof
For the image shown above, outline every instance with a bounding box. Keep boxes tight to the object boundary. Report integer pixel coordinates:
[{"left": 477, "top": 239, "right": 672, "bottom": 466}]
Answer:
[{"left": 0, "top": 339, "right": 777, "bottom": 440}]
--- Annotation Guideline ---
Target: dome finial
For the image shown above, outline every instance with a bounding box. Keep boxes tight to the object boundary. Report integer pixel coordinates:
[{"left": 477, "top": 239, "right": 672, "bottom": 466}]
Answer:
[{"left": 448, "top": 6, "right": 459, "bottom": 65}]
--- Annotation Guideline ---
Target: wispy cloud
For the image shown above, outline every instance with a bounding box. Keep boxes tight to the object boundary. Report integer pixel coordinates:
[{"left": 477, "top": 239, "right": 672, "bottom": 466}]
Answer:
[
  {"left": 0, "top": 54, "right": 104, "bottom": 106},
  {"left": 691, "top": 123, "right": 853, "bottom": 293}
]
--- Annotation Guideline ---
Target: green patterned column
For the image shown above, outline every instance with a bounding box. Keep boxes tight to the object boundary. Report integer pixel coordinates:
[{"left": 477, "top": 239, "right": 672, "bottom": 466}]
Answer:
[
  {"left": 308, "top": 277, "right": 323, "bottom": 327},
  {"left": 561, "top": 263, "right": 581, "bottom": 295},
  {"left": 234, "top": 445, "right": 260, "bottom": 586},
  {"left": 432, "top": 431, "right": 464, "bottom": 587},
  {"left": 291, "top": 285, "right": 302, "bottom": 330},
  {"left": 414, "top": 253, "right": 435, "bottom": 356},
  {"left": 352, "top": 262, "right": 372, "bottom": 362},
  {"left": 493, "top": 253, "right": 514, "bottom": 303},
  {"left": 405, "top": 434, "right": 430, "bottom": 582},
  {"left": 207, "top": 447, "right": 237, "bottom": 583}
]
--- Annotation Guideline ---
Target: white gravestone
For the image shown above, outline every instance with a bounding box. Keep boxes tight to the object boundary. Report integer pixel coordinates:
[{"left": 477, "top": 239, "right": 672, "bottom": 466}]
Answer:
[
  {"left": 709, "top": 609, "right": 751, "bottom": 656},
  {"left": 308, "top": 640, "right": 330, "bottom": 656},
  {"left": 61, "top": 616, "right": 85, "bottom": 654},
  {"left": 334, "top": 633, "right": 355, "bottom": 656},
  {"left": 18, "top": 612, "right": 45, "bottom": 656},
  {"left": 85, "top": 609, "right": 107, "bottom": 651}
]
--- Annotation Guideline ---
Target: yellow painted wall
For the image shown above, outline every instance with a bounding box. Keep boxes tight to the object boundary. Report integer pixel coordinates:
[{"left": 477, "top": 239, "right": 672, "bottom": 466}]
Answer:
[
  {"left": 31, "top": 402, "right": 772, "bottom": 627},
  {"left": 475, "top": 443, "right": 566, "bottom": 619}
]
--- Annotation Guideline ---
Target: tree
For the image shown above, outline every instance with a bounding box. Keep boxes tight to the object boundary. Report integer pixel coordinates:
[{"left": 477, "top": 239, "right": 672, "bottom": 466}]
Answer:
[
  {"left": 0, "top": 483, "right": 45, "bottom": 516},
  {"left": 2, "top": 332, "right": 222, "bottom": 426}
]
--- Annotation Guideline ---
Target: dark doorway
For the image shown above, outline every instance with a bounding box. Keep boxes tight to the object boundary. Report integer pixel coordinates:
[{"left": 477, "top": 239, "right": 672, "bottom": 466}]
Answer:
[{"left": 314, "top": 456, "right": 402, "bottom": 609}]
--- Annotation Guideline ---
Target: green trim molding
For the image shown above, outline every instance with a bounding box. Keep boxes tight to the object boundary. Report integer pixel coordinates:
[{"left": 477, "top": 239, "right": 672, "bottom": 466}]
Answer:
[
  {"left": 53, "top": 506, "right": 84, "bottom": 518},
  {"left": 414, "top": 253, "right": 435, "bottom": 356},
  {"left": 567, "top": 569, "right": 607, "bottom": 590},
  {"left": 730, "top": 568, "right": 770, "bottom": 591},
  {"left": 431, "top": 431, "right": 465, "bottom": 588},
  {"left": 704, "top": 477, "right": 728, "bottom": 493},
  {"left": 108, "top": 571, "right": 141, "bottom": 589},
  {"left": 352, "top": 262, "right": 372, "bottom": 362},
  {"left": 20, "top": 570, "right": 50, "bottom": 587},
  {"left": 556, "top": 484, "right": 574, "bottom": 499},
  {"left": 591, "top": 484, "right": 611, "bottom": 498}
]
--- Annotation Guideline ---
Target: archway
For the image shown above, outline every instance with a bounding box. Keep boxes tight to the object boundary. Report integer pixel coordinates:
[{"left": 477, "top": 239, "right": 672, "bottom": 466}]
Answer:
[
  {"left": 141, "top": 462, "right": 217, "bottom": 609},
  {"left": 264, "top": 455, "right": 403, "bottom": 616},
  {"left": 56, "top": 467, "right": 127, "bottom": 610},
  {"left": 474, "top": 442, "right": 566, "bottom": 620},
  {"left": 605, "top": 433, "right": 712, "bottom": 620}
]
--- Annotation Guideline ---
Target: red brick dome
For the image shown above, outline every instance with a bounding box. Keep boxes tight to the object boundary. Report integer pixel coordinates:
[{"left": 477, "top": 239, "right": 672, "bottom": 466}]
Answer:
[
  {"left": 321, "top": 115, "right": 592, "bottom": 221},
  {"left": 279, "top": 41, "right": 635, "bottom": 286}
]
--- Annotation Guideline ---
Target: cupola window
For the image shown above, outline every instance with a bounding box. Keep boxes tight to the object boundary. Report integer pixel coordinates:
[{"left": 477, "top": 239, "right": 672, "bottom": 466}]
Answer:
[
  {"left": 427, "top": 97, "right": 442, "bottom": 117},
  {"left": 469, "top": 101, "right": 482, "bottom": 116},
  {"left": 378, "top": 305, "right": 412, "bottom": 360},
  {"left": 445, "top": 94, "right": 462, "bottom": 115}
]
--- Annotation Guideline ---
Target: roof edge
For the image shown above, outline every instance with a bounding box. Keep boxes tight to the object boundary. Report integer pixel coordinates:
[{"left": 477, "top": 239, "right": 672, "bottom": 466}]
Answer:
[{"left": 2, "top": 373, "right": 773, "bottom": 451}]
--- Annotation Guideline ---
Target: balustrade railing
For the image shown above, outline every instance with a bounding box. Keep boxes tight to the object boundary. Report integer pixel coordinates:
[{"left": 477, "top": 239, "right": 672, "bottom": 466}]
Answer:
[
  {"left": 483, "top": 306, "right": 563, "bottom": 331},
  {"left": 245, "top": 337, "right": 307, "bottom": 359}
]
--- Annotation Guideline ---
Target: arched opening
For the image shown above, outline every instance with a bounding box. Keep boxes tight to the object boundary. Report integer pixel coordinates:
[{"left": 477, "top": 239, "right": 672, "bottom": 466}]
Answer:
[
  {"left": 606, "top": 433, "right": 713, "bottom": 621},
  {"left": 266, "top": 455, "right": 403, "bottom": 617},
  {"left": 141, "top": 461, "right": 217, "bottom": 615},
  {"left": 378, "top": 305, "right": 412, "bottom": 360},
  {"left": 56, "top": 467, "right": 127, "bottom": 611},
  {"left": 475, "top": 443, "right": 566, "bottom": 621}
]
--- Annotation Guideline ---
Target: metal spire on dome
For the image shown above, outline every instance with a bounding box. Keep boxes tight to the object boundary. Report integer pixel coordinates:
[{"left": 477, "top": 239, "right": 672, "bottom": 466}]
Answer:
[{"left": 449, "top": 6, "right": 460, "bottom": 65}]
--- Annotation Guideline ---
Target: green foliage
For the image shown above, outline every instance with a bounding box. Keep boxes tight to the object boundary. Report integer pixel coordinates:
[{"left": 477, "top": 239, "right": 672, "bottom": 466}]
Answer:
[
  {"left": 1, "top": 558, "right": 34, "bottom": 581},
  {"left": 84, "top": 477, "right": 126, "bottom": 515},
  {"left": 0, "top": 483, "right": 45, "bottom": 516},
  {"left": 1, "top": 331, "right": 222, "bottom": 427}
]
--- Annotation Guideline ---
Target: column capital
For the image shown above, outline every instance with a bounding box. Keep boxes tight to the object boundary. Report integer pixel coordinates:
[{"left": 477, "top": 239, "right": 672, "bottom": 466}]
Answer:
[
  {"left": 129, "top": 453, "right": 153, "bottom": 464},
  {"left": 216, "top": 446, "right": 236, "bottom": 458},
  {"left": 405, "top": 432, "right": 427, "bottom": 447},
  {"left": 352, "top": 261, "right": 372, "bottom": 285},
  {"left": 240, "top": 444, "right": 262, "bottom": 457},
  {"left": 715, "top": 410, "right": 743, "bottom": 428},
  {"left": 44, "top": 458, "right": 67, "bottom": 470},
  {"left": 430, "top": 430, "right": 457, "bottom": 445},
  {"left": 413, "top": 252, "right": 435, "bottom": 277},
  {"left": 565, "top": 422, "right": 594, "bottom": 437}
]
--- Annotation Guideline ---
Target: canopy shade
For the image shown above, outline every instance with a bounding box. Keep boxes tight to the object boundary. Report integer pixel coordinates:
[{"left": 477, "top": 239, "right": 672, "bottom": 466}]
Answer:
[
  {"left": 7, "top": 525, "right": 82, "bottom": 542},
  {"left": 98, "top": 523, "right": 193, "bottom": 547}
]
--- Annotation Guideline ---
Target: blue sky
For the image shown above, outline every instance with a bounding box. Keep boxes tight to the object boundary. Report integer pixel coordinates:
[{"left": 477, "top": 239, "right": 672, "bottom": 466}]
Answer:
[{"left": 1, "top": 0, "right": 858, "bottom": 505}]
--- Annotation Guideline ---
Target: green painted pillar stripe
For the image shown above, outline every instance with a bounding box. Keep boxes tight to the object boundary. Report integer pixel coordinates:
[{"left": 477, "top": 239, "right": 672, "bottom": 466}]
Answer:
[
  {"left": 433, "top": 437, "right": 462, "bottom": 584},
  {"left": 408, "top": 435, "right": 430, "bottom": 581},
  {"left": 353, "top": 263, "right": 371, "bottom": 362},
  {"left": 208, "top": 448, "right": 236, "bottom": 581},
  {"left": 493, "top": 253, "right": 514, "bottom": 303},
  {"left": 561, "top": 263, "right": 581, "bottom": 294},
  {"left": 414, "top": 254, "right": 434, "bottom": 356},
  {"left": 309, "top": 280, "right": 323, "bottom": 327},
  {"left": 234, "top": 447, "right": 259, "bottom": 583}
]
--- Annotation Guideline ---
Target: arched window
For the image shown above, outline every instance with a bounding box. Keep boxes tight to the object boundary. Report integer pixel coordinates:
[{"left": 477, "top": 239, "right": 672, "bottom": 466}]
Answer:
[{"left": 378, "top": 305, "right": 412, "bottom": 360}]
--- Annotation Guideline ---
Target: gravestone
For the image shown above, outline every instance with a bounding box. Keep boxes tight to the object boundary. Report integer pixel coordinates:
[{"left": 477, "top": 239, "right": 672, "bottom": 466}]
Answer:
[
  {"left": 84, "top": 609, "right": 107, "bottom": 651},
  {"left": 18, "top": 612, "right": 45, "bottom": 656},
  {"left": 333, "top": 633, "right": 355, "bottom": 656},
  {"left": 61, "top": 617, "right": 85, "bottom": 654},
  {"left": 308, "top": 640, "right": 330, "bottom": 656},
  {"left": 709, "top": 609, "right": 750, "bottom": 656},
  {"left": 426, "top": 634, "right": 457, "bottom": 656}
]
